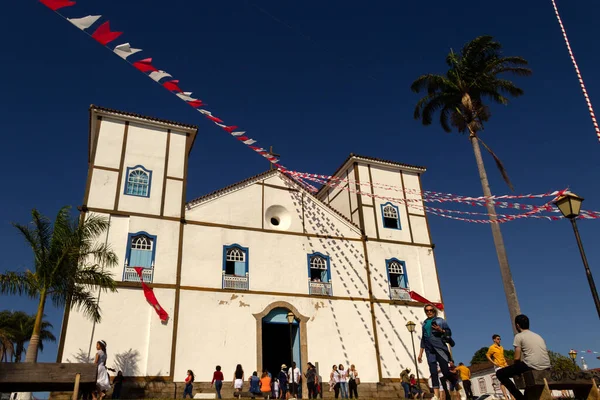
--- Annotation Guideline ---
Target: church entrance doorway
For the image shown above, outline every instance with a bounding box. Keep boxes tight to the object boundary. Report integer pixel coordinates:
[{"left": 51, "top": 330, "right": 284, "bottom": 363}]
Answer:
[{"left": 261, "top": 307, "right": 301, "bottom": 377}]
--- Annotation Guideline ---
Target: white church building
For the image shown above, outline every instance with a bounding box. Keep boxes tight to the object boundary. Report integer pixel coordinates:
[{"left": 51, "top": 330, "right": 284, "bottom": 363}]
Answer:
[{"left": 55, "top": 105, "right": 445, "bottom": 397}]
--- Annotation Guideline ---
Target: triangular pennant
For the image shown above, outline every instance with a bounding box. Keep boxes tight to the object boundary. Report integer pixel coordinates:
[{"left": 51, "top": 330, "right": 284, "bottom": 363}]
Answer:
[
  {"left": 198, "top": 109, "right": 212, "bottom": 115},
  {"left": 242, "top": 139, "right": 257, "bottom": 145},
  {"left": 231, "top": 131, "right": 245, "bottom": 137},
  {"left": 187, "top": 100, "right": 204, "bottom": 108},
  {"left": 148, "top": 70, "right": 172, "bottom": 82},
  {"left": 176, "top": 92, "right": 197, "bottom": 101},
  {"left": 114, "top": 43, "right": 142, "bottom": 59},
  {"left": 222, "top": 125, "right": 238, "bottom": 133},
  {"left": 91, "top": 21, "right": 123, "bottom": 46},
  {"left": 163, "top": 80, "right": 183, "bottom": 93},
  {"left": 67, "top": 15, "right": 101, "bottom": 30},
  {"left": 206, "top": 115, "right": 224, "bottom": 123},
  {"left": 132, "top": 58, "right": 158, "bottom": 73},
  {"left": 39, "top": 0, "right": 76, "bottom": 11}
]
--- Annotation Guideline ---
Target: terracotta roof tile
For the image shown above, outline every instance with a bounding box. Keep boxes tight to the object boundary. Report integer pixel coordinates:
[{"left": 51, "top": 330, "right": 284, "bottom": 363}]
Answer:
[{"left": 90, "top": 105, "right": 198, "bottom": 130}]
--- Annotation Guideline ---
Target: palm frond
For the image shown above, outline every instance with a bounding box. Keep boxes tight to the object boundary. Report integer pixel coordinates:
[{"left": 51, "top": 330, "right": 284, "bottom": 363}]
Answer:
[
  {"left": 477, "top": 137, "right": 515, "bottom": 191},
  {"left": 0, "top": 271, "right": 37, "bottom": 296},
  {"left": 70, "top": 286, "right": 102, "bottom": 323}
]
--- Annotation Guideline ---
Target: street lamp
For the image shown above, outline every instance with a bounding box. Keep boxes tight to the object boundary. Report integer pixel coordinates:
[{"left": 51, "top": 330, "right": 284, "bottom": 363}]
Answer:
[
  {"left": 405, "top": 321, "right": 420, "bottom": 387},
  {"left": 554, "top": 193, "right": 600, "bottom": 319},
  {"left": 287, "top": 311, "right": 296, "bottom": 398},
  {"left": 568, "top": 349, "right": 577, "bottom": 366}
]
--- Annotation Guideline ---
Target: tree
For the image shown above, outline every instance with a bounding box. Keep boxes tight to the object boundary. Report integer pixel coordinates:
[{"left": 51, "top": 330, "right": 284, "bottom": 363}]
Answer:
[
  {"left": 0, "top": 326, "right": 14, "bottom": 362},
  {"left": 548, "top": 351, "right": 580, "bottom": 373},
  {"left": 411, "top": 36, "right": 532, "bottom": 329},
  {"left": 0, "top": 311, "right": 56, "bottom": 362},
  {"left": 0, "top": 206, "right": 118, "bottom": 362},
  {"left": 470, "top": 346, "right": 515, "bottom": 365}
]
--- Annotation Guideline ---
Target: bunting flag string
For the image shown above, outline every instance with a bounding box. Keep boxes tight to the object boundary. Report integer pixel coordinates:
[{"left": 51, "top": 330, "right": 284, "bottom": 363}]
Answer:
[
  {"left": 38, "top": 1, "right": 600, "bottom": 225},
  {"left": 550, "top": 0, "right": 600, "bottom": 142},
  {"left": 38, "top": 0, "right": 290, "bottom": 172},
  {"left": 133, "top": 267, "right": 169, "bottom": 322}
]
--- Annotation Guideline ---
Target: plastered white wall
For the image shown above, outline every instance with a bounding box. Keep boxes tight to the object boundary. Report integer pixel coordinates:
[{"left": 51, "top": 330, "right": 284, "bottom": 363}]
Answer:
[
  {"left": 175, "top": 291, "right": 380, "bottom": 382},
  {"left": 167, "top": 131, "right": 187, "bottom": 179},
  {"left": 87, "top": 169, "right": 118, "bottom": 210},
  {"left": 409, "top": 215, "right": 430, "bottom": 245},
  {"left": 164, "top": 179, "right": 183, "bottom": 218},
  {"left": 180, "top": 224, "right": 367, "bottom": 297},
  {"left": 61, "top": 287, "right": 175, "bottom": 376},
  {"left": 117, "top": 123, "right": 168, "bottom": 216},
  {"left": 95, "top": 118, "right": 124, "bottom": 169},
  {"left": 186, "top": 184, "right": 262, "bottom": 228}
]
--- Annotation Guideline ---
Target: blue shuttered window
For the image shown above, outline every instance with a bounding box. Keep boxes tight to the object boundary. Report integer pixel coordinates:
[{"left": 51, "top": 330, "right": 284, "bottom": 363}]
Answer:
[{"left": 124, "top": 165, "right": 152, "bottom": 198}]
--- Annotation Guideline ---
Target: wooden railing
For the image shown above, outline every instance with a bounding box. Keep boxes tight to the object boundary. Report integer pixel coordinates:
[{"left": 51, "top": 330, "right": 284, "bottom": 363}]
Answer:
[
  {"left": 390, "top": 287, "right": 411, "bottom": 301},
  {"left": 123, "top": 266, "right": 153, "bottom": 283},
  {"left": 223, "top": 274, "right": 249, "bottom": 290},
  {"left": 309, "top": 281, "right": 332, "bottom": 296}
]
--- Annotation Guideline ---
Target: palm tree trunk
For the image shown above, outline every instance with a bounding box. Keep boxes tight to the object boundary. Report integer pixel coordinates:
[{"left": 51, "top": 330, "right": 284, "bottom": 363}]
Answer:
[
  {"left": 469, "top": 132, "right": 521, "bottom": 332},
  {"left": 24, "top": 290, "right": 47, "bottom": 363}
]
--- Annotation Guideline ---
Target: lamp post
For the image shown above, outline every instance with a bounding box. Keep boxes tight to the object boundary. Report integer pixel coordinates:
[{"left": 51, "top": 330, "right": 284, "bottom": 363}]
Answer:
[
  {"left": 405, "top": 321, "right": 420, "bottom": 386},
  {"left": 554, "top": 193, "right": 600, "bottom": 319},
  {"left": 568, "top": 349, "right": 577, "bottom": 366},
  {"left": 287, "top": 311, "right": 296, "bottom": 397}
]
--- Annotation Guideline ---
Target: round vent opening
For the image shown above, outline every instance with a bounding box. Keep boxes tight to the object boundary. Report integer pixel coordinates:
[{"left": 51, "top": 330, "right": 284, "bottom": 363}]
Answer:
[{"left": 265, "top": 205, "right": 291, "bottom": 230}]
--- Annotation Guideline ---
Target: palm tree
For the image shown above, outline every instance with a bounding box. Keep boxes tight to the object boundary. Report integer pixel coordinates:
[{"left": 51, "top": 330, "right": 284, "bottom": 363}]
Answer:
[
  {"left": 0, "top": 311, "right": 56, "bottom": 362},
  {"left": 0, "top": 206, "right": 118, "bottom": 362},
  {"left": 411, "top": 35, "right": 532, "bottom": 328},
  {"left": 0, "top": 326, "right": 14, "bottom": 362}
]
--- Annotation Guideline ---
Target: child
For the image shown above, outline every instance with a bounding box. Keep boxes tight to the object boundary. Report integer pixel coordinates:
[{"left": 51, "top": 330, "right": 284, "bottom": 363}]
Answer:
[{"left": 274, "top": 377, "right": 280, "bottom": 399}]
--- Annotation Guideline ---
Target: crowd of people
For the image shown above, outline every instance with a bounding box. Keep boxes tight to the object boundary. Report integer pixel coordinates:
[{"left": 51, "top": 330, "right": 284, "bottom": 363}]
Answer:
[
  {"left": 203, "top": 361, "right": 360, "bottom": 400},
  {"left": 89, "top": 304, "right": 550, "bottom": 400}
]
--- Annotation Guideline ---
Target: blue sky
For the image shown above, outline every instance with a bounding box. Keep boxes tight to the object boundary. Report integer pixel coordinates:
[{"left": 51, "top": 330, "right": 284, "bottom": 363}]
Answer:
[{"left": 1, "top": 0, "right": 599, "bottom": 371}]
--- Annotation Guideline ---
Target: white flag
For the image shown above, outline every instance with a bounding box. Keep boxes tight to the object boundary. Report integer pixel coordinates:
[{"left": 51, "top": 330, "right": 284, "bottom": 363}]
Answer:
[
  {"left": 68, "top": 15, "right": 101, "bottom": 30},
  {"left": 177, "top": 93, "right": 197, "bottom": 101},
  {"left": 114, "top": 43, "right": 142, "bottom": 59},
  {"left": 149, "top": 70, "right": 172, "bottom": 82}
]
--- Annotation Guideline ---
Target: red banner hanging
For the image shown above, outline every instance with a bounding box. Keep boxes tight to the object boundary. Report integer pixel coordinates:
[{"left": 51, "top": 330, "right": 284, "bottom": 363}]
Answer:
[{"left": 134, "top": 267, "right": 169, "bottom": 322}]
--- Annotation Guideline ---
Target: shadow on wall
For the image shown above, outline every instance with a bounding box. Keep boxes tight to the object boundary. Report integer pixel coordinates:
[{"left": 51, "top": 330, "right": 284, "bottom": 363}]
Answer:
[
  {"left": 286, "top": 181, "right": 423, "bottom": 378},
  {"left": 113, "top": 348, "right": 141, "bottom": 376}
]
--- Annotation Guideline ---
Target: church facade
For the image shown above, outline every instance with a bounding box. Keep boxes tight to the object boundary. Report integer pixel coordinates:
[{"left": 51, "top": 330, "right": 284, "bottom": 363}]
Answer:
[{"left": 56, "top": 105, "right": 444, "bottom": 394}]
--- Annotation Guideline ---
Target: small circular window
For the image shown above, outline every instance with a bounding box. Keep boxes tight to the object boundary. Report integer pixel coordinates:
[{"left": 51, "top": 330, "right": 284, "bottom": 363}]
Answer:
[
  {"left": 265, "top": 205, "right": 291, "bottom": 230},
  {"left": 270, "top": 217, "right": 280, "bottom": 226}
]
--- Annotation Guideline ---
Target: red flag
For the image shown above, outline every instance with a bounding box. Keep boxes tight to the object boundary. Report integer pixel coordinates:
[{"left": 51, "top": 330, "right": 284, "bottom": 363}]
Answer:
[
  {"left": 408, "top": 291, "right": 444, "bottom": 311},
  {"left": 205, "top": 114, "right": 224, "bottom": 123},
  {"left": 40, "top": 0, "right": 76, "bottom": 11},
  {"left": 133, "top": 58, "right": 158, "bottom": 73},
  {"left": 222, "top": 125, "right": 238, "bottom": 133},
  {"left": 187, "top": 100, "right": 205, "bottom": 108},
  {"left": 163, "top": 80, "right": 183, "bottom": 93},
  {"left": 133, "top": 267, "right": 169, "bottom": 322},
  {"left": 91, "top": 21, "right": 123, "bottom": 46}
]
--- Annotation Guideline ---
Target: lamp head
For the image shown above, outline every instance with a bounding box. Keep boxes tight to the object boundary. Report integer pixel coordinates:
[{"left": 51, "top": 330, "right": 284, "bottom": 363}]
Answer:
[
  {"left": 286, "top": 311, "right": 295, "bottom": 324},
  {"left": 406, "top": 320, "right": 416, "bottom": 333},
  {"left": 554, "top": 192, "right": 584, "bottom": 219}
]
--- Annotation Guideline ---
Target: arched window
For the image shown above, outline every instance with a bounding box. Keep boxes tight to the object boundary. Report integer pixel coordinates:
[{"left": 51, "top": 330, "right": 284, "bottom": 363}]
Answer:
[
  {"left": 386, "top": 259, "right": 408, "bottom": 289},
  {"left": 123, "top": 231, "right": 157, "bottom": 283},
  {"left": 307, "top": 253, "right": 331, "bottom": 283},
  {"left": 125, "top": 165, "right": 152, "bottom": 197},
  {"left": 224, "top": 245, "right": 248, "bottom": 276},
  {"left": 307, "top": 253, "right": 332, "bottom": 296},
  {"left": 381, "top": 202, "right": 401, "bottom": 229},
  {"left": 128, "top": 234, "right": 155, "bottom": 268}
]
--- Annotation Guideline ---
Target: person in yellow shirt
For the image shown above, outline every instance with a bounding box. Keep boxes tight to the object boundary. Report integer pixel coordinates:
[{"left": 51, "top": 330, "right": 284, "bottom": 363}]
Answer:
[
  {"left": 455, "top": 363, "right": 472, "bottom": 399},
  {"left": 486, "top": 334, "right": 512, "bottom": 400}
]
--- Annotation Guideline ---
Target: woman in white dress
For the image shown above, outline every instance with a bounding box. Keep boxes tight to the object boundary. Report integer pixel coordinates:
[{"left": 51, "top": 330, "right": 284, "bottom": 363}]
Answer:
[{"left": 93, "top": 340, "right": 111, "bottom": 400}]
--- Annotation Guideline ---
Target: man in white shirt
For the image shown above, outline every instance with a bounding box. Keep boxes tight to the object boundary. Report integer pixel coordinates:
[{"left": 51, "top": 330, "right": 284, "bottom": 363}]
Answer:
[
  {"left": 288, "top": 362, "right": 301, "bottom": 398},
  {"left": 496, "top": 314, "right": 551, "bottom": 400}
]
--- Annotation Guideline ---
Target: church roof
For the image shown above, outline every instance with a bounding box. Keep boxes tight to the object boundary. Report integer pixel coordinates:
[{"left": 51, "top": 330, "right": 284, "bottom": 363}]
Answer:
[
  {"left": 186, "top": 169, "right": 361, "bottom": 230},
  {"left": 315, "top": 153, "right": 427, "bottom": 197},
  {"left": 89, "top": 105, "right": 199, "bottom": 131}
]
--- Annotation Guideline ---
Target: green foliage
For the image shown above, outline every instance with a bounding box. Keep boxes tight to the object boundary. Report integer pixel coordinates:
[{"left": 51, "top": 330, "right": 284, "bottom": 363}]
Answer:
[
  {"left": 0, "top": 206, "right": 119, "bottom": 361},
  {"left": 548, "top": 351, "right": 580, "bottom": 372},
  {"left": 470, "top": 346, "right": 514, "bottom": 365},
  {"left": 0, "top": 310, "right": 55, "bottom": 362},
  {"left": 411, "top": 35, "right": 532, "bottom": 190}
]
